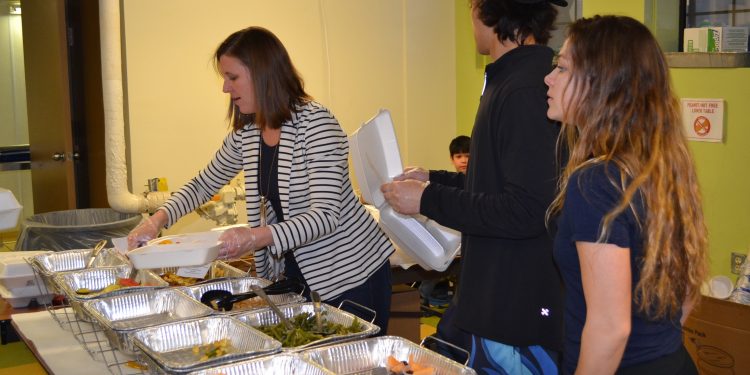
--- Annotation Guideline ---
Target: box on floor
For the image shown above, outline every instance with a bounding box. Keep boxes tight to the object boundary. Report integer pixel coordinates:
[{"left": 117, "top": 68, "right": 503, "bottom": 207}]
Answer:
[
  {"left": 682, "top": 295, "right": 750, "bottom": 374},
  {"left": 387, "top": 285, "right": 421, "bottom": 343}
]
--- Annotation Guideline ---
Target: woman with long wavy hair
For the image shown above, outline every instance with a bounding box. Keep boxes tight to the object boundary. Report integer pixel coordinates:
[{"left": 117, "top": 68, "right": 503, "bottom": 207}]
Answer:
[{"left": 544, "top": 15, "right": 708, "bottom": 374}]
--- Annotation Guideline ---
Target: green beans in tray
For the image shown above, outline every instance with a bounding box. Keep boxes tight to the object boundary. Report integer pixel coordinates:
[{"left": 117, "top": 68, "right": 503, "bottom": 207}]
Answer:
[{"left": 257, "top": 312, "right": 362, "bottom": 347}]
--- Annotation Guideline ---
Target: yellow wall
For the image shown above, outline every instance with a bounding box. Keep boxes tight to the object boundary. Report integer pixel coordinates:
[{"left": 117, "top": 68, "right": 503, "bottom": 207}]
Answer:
[
  {"left": 0, "top": 6, "right": 33, "bottom": 227},
  {"left": 671, "top": 68, "right": 750, "bottom": 278},
  {"left": 582, "top": 1, "right": 645, "bottom": 18},
  {"left": 455, "top": 1, "right": 486, "bottom": 137},
  {"left": 121, "top": 0, "right": 456, "bottom": 233}
]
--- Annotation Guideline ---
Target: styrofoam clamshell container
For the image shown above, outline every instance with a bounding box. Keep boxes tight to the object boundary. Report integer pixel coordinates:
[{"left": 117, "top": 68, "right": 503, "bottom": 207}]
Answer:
[
  {"left": 234, "top": 302, "right": 380, "bottom": 351},
  {"left": 132, "top": 315, "right": 281, "bottom": 374},
  {"left": 56, "top": 267, "right": 168, "bottom": 321},
  {"left": 0, "top": 250, "right": 51, "bottom": 289},
  {"left": 31, "top": 248, "right": 131, "bottom": 292},
  {"left": 180, "top": 277, "right": 305, "bottom": 314},
  {"left": 187, "top": 353, "right": 335, "bottom": 375},
  {"left": 0, "top": 283, "right": 54, "bottom": 308},
  {"left": 128, "top": 231, "right": 221, "bottom": 270},
  {"left": 303, "top": 335, "right": 477, "bottom": 375},
  {"left": 83, "top": 288, "right": 214, "bottom": 354},
  {"left": 0, "top": 188, "right": 22, "bottom": 231},
  {"left": 349, "top": 109, "right": 461, "bottom": 271}
]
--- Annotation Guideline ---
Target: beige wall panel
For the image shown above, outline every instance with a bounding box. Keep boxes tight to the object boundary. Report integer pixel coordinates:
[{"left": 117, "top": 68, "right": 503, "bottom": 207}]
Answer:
[{"left": 122, "top": 0, "right": 455, "bottom": 232}]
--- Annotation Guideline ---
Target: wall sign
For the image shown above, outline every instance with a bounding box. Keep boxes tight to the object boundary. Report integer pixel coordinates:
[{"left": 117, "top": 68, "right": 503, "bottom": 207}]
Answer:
[{"left": 681, "top": 98, "right": 724, "bottom": 142}]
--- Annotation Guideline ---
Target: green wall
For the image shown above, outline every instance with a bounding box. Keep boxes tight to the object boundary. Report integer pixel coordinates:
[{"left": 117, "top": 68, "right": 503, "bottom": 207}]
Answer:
[
  {"left": 671, "top": 68, "right": 750, "bottom": 278},
  {"left": 454, "top": 0, "right": 750, "bottom": 278},
  {"left": 455, "top": 1, "right": 485, "bottom": 137}
]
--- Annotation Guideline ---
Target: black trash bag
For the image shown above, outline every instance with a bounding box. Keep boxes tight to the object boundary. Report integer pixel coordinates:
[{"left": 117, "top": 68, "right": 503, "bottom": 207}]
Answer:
[{"left": 15, "top": 208, "right": 142, "bottom": 251}]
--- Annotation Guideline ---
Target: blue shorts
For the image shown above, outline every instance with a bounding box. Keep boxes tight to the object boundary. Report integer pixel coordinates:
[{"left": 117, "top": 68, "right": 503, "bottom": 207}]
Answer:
[
  {"left": 433, "top": 305, "right": 560, "bottom": 375},
  {"left": 468, "top": 335, "right": 560, "bottom": 375}
]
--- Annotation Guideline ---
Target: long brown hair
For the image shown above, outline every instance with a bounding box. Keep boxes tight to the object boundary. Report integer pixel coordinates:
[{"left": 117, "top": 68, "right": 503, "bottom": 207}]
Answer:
[
  {"left": 547, "top": 15, "right": 708, "bottom": 320},
  {"left": 215, "top": 27, "right": 311, "bottom": 131}
]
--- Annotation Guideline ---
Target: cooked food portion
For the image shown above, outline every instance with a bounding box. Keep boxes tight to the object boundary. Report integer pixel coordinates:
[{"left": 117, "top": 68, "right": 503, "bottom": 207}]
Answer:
[
  {"left": 231, "top": 297, "right": 267, "bottom": 311},
  {"left": 125, "top": 361, "right": 148, "bottom": 370},
  {"left": 192, "top": 338, "right": 232, "bottom": 361},
  {"left": 226, "top": 256, "right": 256, "bottom": 275},
  {"left": 161, "top": 271, "right": 201, "bottom": 286},
  {"left": 387, "top": 354, "right": 435, "bottom": 375},
  {"left": 257, "top": 312, "right": 362, "bottom": 347},
  {"left": 75, "top": 277, "right": 140, "bottom": 295}
]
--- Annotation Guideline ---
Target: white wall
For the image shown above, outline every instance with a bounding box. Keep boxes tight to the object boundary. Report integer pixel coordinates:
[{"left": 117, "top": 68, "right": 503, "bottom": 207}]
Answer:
[
  {"left": 0, "top": 3, "right": 33, "bottom": 231},
  {"left": 122, "top": 0, "right": 456, "bottom": 233}
]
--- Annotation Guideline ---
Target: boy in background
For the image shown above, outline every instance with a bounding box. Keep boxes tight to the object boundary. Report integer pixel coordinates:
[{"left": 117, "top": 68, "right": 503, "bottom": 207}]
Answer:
[
  {"left": 449, "top": 135, "right": 470, "bottom": 174},
  {"left": 419, "top": 135, "right": 471, "bottom": 307}
]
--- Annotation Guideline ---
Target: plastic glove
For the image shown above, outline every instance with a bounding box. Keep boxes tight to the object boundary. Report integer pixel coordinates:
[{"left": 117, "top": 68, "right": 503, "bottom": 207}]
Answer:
[
  {"left": 218, "top": 227, "right": 257, "bottom": 260},
  {"left": 394, "top": 166, "right": 429, "bottom": 182},
  {"left": 380, "top": 179, "right": 428, "bottom": 215},
  {"left": 127, "top": 217, "right": 162, "bottom": 249}
]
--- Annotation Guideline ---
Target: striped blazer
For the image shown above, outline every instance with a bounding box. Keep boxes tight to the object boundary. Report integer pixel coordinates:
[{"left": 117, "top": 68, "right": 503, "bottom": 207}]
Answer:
[{"left": 161, "top": 102, "right": 394, "bottom": 300}]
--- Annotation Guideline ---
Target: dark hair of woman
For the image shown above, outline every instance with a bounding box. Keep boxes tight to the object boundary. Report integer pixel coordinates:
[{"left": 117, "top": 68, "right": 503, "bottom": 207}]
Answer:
[{"left": 215, "top": 26, "right": 311, "bottom": 131}]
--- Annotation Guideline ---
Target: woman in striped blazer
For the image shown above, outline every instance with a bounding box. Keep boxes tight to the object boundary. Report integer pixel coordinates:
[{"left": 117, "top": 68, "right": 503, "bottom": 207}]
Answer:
[{"left": 127, "top": 26, "right": 394, "bottom": 331}]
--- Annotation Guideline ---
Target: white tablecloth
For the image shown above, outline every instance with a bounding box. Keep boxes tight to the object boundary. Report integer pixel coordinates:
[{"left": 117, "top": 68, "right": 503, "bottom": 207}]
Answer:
[{"left": 12, "top": 310, "right": 113, "bottom": 375}]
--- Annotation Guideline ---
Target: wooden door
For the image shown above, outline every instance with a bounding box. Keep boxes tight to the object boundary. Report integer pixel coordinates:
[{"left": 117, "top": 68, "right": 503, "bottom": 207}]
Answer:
[{"left": 22, "top": 0, "right": 76, "bottom": 213}]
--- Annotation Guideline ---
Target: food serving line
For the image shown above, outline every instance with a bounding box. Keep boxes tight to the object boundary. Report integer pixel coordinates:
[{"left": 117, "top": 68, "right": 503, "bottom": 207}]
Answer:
[{"left": 5, "top": 241, "right": 474, "bottom": 375}]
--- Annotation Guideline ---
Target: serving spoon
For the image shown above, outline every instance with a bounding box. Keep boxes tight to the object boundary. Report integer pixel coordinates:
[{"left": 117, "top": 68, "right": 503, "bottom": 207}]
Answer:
[
  {"left": 251, "top": 284, "right": 294, "bottom": 330},
  {"left": 311, "top": 290, "right": 323, "bottom": 333},
  {"left": 85, "top": 240, "right": 108, "bottom": 268},
  {"left": 200, "top": 277, "right": 304, "bottom": 311}
]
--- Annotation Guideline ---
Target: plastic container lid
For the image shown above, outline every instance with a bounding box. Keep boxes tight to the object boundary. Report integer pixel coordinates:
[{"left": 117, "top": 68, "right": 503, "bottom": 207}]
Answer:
[{"left": 349, "top": 109, "right": 460, "bottom": 271}]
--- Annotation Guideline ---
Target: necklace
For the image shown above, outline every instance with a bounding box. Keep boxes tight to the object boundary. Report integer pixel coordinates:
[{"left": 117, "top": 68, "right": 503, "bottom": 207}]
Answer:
[{"left": 259, "top": 132, "right": 279, "bottom": 227}]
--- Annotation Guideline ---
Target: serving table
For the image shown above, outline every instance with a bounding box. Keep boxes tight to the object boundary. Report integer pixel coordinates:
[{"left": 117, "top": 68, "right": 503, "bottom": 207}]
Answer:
[{"left": 12, "top": 309, "right": 111, "bottom": 374}]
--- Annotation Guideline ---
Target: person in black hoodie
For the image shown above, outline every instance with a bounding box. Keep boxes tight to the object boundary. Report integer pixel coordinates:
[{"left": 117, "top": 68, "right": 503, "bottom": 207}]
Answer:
[{"left": 381, "top": 0, "right": 566, "bottom": 373}]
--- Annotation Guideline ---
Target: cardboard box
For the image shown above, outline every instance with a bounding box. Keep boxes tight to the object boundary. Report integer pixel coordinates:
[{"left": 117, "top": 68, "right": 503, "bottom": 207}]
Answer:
[
  {"left": 684, "top": 28, "right": 719, "bottom": 52},
  {"left": 682, "top": 295, "right": 750, "bottom": 375},
  {"left": 387, "top": 285, "right": 421, "bottom": 343}
]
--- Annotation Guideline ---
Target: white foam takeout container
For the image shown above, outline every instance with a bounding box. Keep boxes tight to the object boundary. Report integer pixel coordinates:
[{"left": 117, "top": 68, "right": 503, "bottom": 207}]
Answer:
[
  {"left": 349, "top": 109, "right": 461, "bottom": 271},
  {"left": 127, "top": 231, "right": 221, "bottom": 270},
  {"left": 0, "top": 188, "right": 22, "bottom": 231},
  {"left": 0, "top": 283, "right": 54, "bottom": 308},
  {"left": 0, "top": 250, "right": 52, "bottom": 290}
]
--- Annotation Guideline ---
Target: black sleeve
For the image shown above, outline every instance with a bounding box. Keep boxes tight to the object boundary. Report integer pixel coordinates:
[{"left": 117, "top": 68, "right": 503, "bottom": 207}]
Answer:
[
  {"left": 420, "top": 87, "right": 559, "bottom": 239},
  {"left": 429, "top": 169, "right": 465, "bottom": 188}
]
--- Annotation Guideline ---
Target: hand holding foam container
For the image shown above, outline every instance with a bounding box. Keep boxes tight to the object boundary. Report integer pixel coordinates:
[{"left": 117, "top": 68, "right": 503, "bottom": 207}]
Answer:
[{"left": 349, "top": 109, "right": 460, "bottom": 271}]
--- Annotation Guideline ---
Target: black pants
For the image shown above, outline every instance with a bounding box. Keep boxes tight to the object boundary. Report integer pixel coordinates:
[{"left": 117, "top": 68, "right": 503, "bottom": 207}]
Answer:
[
  {"left": 616, "top": 344, "right": 698, "bottom": 375},
  {"left": 284, "top": 252, "right": 392, "bottom": 334}
]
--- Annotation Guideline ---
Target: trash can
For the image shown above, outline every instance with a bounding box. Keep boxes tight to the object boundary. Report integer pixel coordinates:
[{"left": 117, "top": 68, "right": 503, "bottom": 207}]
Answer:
[{"left": 15, "top": 208, "right": 142, "bottom": 251}]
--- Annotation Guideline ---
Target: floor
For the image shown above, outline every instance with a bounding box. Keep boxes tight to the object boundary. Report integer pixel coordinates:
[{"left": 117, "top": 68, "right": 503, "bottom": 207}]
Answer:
[{"left": 0, "top": 232, "right": 443, "bottom": 374}]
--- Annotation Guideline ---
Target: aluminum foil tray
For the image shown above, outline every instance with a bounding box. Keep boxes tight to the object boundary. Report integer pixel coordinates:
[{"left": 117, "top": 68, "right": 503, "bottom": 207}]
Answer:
[
  {"left": 31, "top": 248, "right": 131, "bottom": 291},
  {"left": 235, "top": 302, "right": 380, "bottom": 351},
  {"left": 187, "top": 353, "right": 335, "bottom": 375},
  {"left": 84, "top": 288, "right": 214, "bottom": 354},
  {"left": 132, "top": 315, "right": 281, "bottom": 373},
  {"left": 303, "top": 336, "right": 477, "bottom": 375},
  {"left": 181, "top": 277, "right": 305, "bottom": 314},
  {"left": 150, "top": 261, "right": 247, "bottom": 287},
  {"left": 56, "top": 267, "right": 168, "bottom": 322},
  {"left": 56, "top": 267, "right": 168, "bottom": 300}
]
